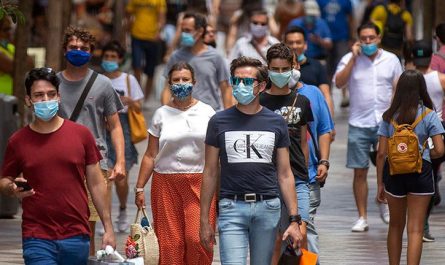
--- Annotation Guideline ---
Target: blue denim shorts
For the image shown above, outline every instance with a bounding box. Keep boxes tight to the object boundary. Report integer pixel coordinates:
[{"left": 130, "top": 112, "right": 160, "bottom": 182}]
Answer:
[
  {"left": 131, "top": 37, "right": 160, "bottom": 76},
  {"left": 23, "top": 235, "right": 89, "bottom": 265},
  {"left": 346, "top": 125, "right": 378, "bottom": 168}
]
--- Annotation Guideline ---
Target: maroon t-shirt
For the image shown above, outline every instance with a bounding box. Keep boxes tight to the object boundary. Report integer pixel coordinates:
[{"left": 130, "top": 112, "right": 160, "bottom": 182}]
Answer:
[{"left": 1, "top": 119, "right": 101, "bottom": 240}]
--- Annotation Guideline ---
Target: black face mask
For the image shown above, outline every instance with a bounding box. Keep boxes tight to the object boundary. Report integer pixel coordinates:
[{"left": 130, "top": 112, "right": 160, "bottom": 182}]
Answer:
[{"left": 205, "top": 41, "right": 217, "bottom": 48}]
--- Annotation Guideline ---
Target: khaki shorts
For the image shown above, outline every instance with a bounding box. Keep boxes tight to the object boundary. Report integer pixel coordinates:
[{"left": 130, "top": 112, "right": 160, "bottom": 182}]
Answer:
[{"left": 87, "top": 169, "right": 112, "bottom": 222}]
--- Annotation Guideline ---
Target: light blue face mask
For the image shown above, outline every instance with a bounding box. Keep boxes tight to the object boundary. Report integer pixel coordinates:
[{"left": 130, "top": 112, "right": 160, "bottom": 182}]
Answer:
[
  {"left": 180, "top": 32, "right": 196, "bottom": 47},
  {"left": 170, "top": 83, "right": 193, "bottom": 100},
  {"left": 33, "top": 100, "right": 59, "bottom": 121},
  {"left": 233, "top": 82, "right": 257, "bottom": 105},
  {"left": 268, "top": 70, "right": 292, "bottom": 88},
  {"left": 297, "top": 53, "right": 306, "bottom": 63},
  {"left": 101, "top": 60, "right": 119, "bottom": 73},
  {"left": 361, "top": 43, "right": 378, "bottom": 56}
]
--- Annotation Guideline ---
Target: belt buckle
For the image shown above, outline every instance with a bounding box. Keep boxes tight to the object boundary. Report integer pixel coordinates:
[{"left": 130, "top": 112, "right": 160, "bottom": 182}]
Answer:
[{"left": 244, "top": 193, "right": 256, "bottom": 203}]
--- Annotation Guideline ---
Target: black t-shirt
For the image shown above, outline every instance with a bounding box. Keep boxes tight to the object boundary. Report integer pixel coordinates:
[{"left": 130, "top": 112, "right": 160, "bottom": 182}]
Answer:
[
  {"left": 205, "top": 106, "right": 290, "bottom": 197},
  {"left": 300, "top": 58, "right": 329, "bottom": 87},
  {"left": 260, "top": 90, "right": 314, "bottom": 180}
]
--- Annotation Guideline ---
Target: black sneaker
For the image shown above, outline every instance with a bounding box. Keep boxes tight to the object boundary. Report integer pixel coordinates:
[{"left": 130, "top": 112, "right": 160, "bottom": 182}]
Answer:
[{"left": 423, "top": 232, "right": 435, "bottom": 242}]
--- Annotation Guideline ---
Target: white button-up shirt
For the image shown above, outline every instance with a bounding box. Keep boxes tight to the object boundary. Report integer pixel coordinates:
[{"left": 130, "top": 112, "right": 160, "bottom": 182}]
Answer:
[{"left": 334, "top": 49, "right": 403, "bottom": 128}]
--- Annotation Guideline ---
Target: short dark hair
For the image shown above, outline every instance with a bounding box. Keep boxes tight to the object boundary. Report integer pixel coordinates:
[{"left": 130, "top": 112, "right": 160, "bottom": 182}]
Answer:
[
  {"left": 357, "top": 22, "right": 380, "bottom": 36},
  {"left": 167, "top": 61, "right": 196, "bottom": 83},
  {"left": 25, "top": 68, "right": 60, "bottom": 96},
  {"left": 284, "top": 26, "right": 306, "bottom": 42},
  {"left": 183, "top": 12, "right": 207, "bottom": 38},
  {"left": 266, "top": 43, "right": 294, "bottom": 66},
  {"left": 230, "top": 56, "right": 268, "bottom": 82},
  {"left": 250, "top": 9, "right": 269, "bottom": 20},
  {"left": 102, "top": 40, "right": 126, "bottom": 58},
  {"left": 62, "top": 26, "right": 96, "bottom": 52},
  {"left": 436, "top": 23, "right": 445, "bottom": 44}
]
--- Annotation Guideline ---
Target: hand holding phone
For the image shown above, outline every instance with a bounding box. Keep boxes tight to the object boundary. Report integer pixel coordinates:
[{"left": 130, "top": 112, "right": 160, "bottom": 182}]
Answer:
[{"left": 15, "top": 181, "right": 32, "bottom": 191}]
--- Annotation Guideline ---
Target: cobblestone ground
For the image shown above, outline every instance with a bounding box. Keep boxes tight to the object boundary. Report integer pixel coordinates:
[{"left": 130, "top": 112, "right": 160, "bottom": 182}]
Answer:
[{"left": 1, "top": 89, "right": 445, "bottom": 264}]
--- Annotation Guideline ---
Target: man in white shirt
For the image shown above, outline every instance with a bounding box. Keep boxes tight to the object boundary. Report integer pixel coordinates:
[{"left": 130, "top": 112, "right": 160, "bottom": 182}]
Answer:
[{"left": 334, "top": 22, "right": 402, "bottom": 232}]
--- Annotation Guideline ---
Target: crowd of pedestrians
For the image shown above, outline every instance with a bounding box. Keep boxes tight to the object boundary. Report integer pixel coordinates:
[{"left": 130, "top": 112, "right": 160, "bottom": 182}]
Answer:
[{"left": 1, "top": 1, "right": 445, "bottom": 265}]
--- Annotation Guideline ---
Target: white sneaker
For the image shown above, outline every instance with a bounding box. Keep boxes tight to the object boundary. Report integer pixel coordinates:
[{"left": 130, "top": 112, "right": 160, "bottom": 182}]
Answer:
[
  {"left": 115, "top": 208, "right": 129, "bottom": 233},
  {"left": 378, "top": 202, "right": 390, "bottom": 224},
  {"left": 351, "top": 217, "right": 369, "bottom": 232}
]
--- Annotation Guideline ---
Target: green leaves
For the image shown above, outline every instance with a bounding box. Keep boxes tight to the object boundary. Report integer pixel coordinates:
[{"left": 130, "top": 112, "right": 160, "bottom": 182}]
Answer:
[{"left": 0, "top": 2, "right": 25, "bottom": 24}]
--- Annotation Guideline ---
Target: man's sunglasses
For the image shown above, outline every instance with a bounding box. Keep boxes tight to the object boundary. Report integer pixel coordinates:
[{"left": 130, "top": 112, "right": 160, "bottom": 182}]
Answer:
[{"left": 230, "top": 76, "right": 258, "bottom": 86}]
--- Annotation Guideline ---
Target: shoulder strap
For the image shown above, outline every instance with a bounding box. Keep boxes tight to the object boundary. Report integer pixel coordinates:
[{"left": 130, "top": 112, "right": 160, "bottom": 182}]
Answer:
[
  {"left": 69, "top": 72, "right": 98, "bottom": 121},
  {"left": 411, "top": 108, "right": 432, "bottom": 128},
  {"left": 250, "top": 39, "right": 267, "bottom": 62},
  {"left": 285, "top": 92, "right": 298, "bottom": 122},
  {"left": 126, "top": 73, "right": 131, "bottom": 95}
]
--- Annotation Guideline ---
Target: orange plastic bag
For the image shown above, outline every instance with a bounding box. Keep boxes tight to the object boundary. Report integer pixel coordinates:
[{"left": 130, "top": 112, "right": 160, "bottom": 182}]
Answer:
[{"left": 300, "top": 249, "right": 318, "bottom": 265}]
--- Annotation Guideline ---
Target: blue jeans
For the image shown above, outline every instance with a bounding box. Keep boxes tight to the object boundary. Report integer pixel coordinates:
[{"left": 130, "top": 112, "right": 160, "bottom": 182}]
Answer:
[
  {"left": 307, "top": 182, "right": 321, "bottom": 265},
  {"left": 218, "top": 197, "right": 281, "bottom": 265},
  {"left": 280, "top": 179, "right": 310, "bottom": 230},
  {"left": 23, "top": 235, "right": 89, "bottom": 265}
]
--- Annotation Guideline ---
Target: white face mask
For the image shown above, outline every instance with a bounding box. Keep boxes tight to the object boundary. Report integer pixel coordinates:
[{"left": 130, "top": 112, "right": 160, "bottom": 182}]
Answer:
[
  {"left": 289, "top": 69, "right": 301, "bottom": 88},
  {"left": 250, "top": 23, "right": 268, "bottom": 38}
]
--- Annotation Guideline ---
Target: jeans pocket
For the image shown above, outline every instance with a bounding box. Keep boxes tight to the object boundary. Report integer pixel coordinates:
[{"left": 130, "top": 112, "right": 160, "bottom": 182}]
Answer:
[
  {"left": 218, "top": 198, "right": 234, "bottom": 211},
  {"left": 264, "top": 197, "right": 281, "bottom": 210}
]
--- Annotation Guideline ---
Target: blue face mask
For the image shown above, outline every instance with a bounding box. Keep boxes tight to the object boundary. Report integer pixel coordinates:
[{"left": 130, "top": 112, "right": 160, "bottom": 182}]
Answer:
[
  {"left": 65, "top": 50, "right": 91, "bottom": 67},
  {"left": 101, "top": 60, "right": 119, "bottom": 73},
  {"left": 33, "top": 100, "right": 59, "bottom": 121},
  {"left": 171, "top": 83, "right": 193, "bottom": 100},
  {"left": 180, "top": 32, "right": 196, "bottom": 47},
  {"left": 268, "top": 70, "right": 292, "bottom": 88},
  {"left": 361, "top": 43, "right": 378, "bottom": 56},
  {"left": 233, "top": 82, "right": 257, "bottom": 105},
  {"left": 297, "top": 53, "right": 306, "bottom": 63}
]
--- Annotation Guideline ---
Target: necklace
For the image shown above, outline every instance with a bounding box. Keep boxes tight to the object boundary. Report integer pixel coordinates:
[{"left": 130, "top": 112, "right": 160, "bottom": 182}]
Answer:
[{"left": 172, "top": 99, "right": 195, "bottom": 110}]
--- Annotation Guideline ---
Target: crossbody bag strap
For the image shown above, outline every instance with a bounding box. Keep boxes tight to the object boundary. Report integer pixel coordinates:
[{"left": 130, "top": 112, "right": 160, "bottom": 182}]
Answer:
[
  {"left": 250, "top": 39, "right": 267, "bottom": 62},
  {"left": 285, "top": 92, "right": 298, "bottom": 122},
  {"left": 126, "top": 73, "right": 131, "bottom": 95},
  {"left": 69, "top": 72, "right": 98, "bottom": 121}
]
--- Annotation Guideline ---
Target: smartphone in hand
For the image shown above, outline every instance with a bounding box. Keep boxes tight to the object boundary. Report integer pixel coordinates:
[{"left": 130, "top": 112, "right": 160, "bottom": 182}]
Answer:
[{"left": 15, "top": 181, "right": 32, "bottom": 191}]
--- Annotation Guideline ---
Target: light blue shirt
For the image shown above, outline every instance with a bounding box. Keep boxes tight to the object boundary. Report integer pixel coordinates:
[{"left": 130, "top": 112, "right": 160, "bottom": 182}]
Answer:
[{"left": 298, "top": 83, "right": 334, "bottom": 183}]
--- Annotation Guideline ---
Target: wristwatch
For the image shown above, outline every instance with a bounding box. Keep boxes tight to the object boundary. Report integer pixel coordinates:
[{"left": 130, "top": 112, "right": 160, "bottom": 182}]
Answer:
[
  {"left": 318, "top": 159, "right": 330, "bottom": 170},
  {"left": 289, "top": 214, "right": 302, "bottom": 225},
  {"left": 134, "top": 187, "right": 144, "bottom": 193}
]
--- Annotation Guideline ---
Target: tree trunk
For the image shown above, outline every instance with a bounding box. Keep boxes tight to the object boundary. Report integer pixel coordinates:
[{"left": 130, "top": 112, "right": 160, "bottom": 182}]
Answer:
[
  {"left": 45, "top": 0, "right": 63, "bottom": 71},
  {"left": 113, "top": 0, "right": 126, "bottom": 45},
  {"left": 12, "top": 0, "right": 33, "bottom": 127}
]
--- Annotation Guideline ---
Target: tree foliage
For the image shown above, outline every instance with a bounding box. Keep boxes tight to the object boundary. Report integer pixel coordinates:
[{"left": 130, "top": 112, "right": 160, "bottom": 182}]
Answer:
[{"left": 0, "top": 1, "right": 25, "bottom": 24}]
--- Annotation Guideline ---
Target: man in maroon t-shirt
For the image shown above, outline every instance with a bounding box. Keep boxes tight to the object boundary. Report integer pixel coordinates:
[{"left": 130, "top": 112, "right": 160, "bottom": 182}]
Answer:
[{"left": 0, "top": 68, "right": 115, "bottom": 265}]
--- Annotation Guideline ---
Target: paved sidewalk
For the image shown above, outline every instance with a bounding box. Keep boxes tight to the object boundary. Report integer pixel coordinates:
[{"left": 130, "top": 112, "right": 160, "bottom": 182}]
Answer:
[{"left": 1, "top": 89, "right": 445, "bottom": 264}]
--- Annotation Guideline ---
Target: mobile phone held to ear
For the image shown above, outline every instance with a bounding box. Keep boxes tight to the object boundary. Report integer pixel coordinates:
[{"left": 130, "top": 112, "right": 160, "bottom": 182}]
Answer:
[{"left": 15, "top": 181, "right": 32, "bottom": 191}]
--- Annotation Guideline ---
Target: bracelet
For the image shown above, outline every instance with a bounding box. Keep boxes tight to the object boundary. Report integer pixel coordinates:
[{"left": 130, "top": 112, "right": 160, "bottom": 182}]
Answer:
[
  {"left": 318, "top": 159, "right": 330, "bottom": 170},
  {"left": 134, "top": 187, "right": 144, "bottom": 193}
]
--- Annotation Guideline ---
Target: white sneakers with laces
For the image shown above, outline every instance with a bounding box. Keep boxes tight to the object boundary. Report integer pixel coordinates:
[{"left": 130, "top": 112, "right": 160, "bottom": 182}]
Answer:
[
  {"left": 115, "top": 208, "right": 129, "bottom": 233},
  {"left": 351, "top": 217, "right": 369, "bottom": 232}
]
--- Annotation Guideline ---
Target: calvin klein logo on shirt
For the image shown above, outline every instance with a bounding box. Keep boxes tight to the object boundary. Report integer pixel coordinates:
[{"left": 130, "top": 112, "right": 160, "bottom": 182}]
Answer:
[{"left": 225, "top": 131, "right": 275, "bottom": 163}]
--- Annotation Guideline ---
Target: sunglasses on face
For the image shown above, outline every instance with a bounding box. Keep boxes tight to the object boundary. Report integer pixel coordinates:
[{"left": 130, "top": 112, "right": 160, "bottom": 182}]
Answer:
[{"left": 230, "top": 76, "right": 258, "bottom": 86}]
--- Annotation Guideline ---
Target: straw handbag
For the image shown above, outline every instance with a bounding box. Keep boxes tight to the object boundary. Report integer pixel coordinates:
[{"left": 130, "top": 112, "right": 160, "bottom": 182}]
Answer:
[{"left": 129, "top": 208, "right": 159, "bottom": 265}]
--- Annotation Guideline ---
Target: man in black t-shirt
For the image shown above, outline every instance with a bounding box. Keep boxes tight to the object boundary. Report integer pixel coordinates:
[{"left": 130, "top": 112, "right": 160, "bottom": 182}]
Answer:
[
  {"left": 261, "top": 43, "right": 314, "bottom": 263},
  {"left": 200, "top": 56, "right": 303, "bottom": 265},
  {"left": 284, "top": 26, "right": 335, "bottom": 117}
]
